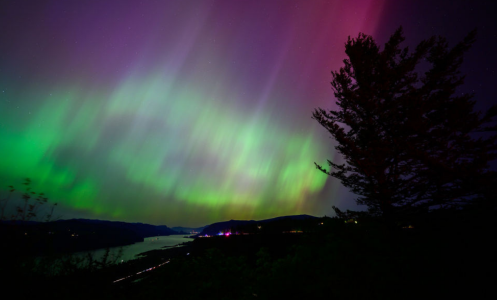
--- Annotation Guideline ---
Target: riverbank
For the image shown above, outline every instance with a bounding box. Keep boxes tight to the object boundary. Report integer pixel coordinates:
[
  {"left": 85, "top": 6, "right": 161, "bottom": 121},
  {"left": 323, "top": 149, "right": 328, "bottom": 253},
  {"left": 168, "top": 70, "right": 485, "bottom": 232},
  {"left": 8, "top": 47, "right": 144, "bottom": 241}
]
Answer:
[
  {"left": 2, "top": 207, "right": 494, "bottom": 299},
  {"left": 113, "top": 208, "right": 494, "bottom": 299}
]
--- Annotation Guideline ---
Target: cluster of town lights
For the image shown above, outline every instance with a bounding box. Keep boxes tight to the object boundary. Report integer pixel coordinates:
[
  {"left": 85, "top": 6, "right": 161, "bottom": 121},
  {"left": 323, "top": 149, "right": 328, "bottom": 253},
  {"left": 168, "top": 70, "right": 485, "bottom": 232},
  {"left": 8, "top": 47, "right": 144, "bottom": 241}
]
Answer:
[{"left": 113, "top": 221, "right": 343, "bottom": 283}]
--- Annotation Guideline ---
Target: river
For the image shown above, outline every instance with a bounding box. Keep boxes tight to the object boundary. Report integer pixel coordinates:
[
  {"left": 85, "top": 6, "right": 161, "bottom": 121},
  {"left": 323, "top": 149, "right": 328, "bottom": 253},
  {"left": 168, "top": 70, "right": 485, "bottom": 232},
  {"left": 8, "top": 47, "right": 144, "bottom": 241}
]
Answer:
[{"left": 76, "top": 235, "right": 194, "bottom": 263}]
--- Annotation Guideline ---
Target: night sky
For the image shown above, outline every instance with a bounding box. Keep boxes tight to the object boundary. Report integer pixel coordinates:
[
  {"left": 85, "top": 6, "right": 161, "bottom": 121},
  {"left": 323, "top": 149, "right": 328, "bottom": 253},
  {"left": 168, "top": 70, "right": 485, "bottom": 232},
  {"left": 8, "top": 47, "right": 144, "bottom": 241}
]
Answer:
[{"left": 1, "top": 0, "right": 496, "bottom": 227}]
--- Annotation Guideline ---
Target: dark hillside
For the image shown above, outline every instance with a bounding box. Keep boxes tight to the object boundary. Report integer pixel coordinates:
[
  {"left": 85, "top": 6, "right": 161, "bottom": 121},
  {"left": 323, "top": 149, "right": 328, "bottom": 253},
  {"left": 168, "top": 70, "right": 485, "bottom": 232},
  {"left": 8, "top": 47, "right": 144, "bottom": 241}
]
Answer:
[
  {"left": 112, "top": 208, "right": 494, "bottom": 300},
  {"left": 197, "top": 214, "right": 318, "bottom": 236}
]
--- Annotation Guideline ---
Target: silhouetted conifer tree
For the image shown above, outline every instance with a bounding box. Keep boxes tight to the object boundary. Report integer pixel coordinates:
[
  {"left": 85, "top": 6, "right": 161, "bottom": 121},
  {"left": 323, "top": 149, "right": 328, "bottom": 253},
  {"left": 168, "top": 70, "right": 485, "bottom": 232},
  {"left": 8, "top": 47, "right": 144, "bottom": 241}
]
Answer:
[{"left": 313, "top": 27, "right": 496, "bottom": 219}]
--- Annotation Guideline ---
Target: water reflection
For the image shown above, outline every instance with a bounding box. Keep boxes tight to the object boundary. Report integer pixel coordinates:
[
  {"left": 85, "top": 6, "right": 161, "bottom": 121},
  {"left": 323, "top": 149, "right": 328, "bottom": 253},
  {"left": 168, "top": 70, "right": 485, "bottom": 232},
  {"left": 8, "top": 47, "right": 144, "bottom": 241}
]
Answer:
[{"left": 78, "top": 235, "right": 193, "bottom": 262}]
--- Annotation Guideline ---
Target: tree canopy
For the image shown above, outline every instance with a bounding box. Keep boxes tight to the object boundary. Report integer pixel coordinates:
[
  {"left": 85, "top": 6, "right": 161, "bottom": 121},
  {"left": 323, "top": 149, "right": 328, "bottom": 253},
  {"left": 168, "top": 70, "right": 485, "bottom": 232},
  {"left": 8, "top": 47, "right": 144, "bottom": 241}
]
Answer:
[{"left": 313, "top": 27, "right": 496, "bottom": 219}]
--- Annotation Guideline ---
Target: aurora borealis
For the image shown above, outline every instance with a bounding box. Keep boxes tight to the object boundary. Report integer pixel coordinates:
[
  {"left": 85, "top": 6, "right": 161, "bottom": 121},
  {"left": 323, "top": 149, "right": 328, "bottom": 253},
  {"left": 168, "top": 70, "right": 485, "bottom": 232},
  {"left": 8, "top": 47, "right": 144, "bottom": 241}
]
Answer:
[{"left": 1, "top": 0, "right": 496, "bottom": 226}]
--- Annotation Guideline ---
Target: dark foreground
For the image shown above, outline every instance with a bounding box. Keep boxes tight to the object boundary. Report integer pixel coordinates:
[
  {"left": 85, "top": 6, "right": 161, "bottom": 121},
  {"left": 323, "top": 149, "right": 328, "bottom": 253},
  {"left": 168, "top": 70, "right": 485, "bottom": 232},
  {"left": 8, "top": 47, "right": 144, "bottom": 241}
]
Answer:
[{"left": 2, "top": 207, "right": 494, "bottom": 299}]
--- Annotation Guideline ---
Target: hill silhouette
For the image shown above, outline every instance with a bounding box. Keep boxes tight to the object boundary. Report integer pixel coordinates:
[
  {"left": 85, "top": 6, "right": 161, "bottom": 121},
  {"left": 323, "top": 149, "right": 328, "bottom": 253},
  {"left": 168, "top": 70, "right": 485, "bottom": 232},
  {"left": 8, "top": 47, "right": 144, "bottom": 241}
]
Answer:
[{"left": 197, "top": 214, "right": 318, "bottom": 236}]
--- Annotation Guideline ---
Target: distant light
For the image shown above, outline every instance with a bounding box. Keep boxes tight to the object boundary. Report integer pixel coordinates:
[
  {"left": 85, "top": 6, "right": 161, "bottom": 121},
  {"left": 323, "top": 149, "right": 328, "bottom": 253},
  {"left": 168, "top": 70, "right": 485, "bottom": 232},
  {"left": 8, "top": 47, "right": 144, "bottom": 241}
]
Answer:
[{"left": 355, "top": 221, "right": 357, "bottom": 224}]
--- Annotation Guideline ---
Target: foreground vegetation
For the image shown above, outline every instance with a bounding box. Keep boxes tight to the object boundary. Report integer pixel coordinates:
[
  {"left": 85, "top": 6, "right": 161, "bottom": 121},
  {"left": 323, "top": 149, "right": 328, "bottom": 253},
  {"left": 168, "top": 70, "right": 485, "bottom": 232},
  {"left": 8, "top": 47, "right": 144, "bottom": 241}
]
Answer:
[
  {"left": 2, "top": 174, "right": 494, "bottom": 299},
  {"left": 1, "top": 201, "right": 494, "bottom": 299},
  {"left": 114, "top": 206, "right": 493, "bottom": 299}
]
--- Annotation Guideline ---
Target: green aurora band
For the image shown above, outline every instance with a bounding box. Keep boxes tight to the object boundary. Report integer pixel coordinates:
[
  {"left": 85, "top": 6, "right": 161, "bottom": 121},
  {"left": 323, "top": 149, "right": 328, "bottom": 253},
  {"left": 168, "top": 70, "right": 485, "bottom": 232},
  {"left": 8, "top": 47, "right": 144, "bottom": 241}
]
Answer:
[
  {"left": 0, "top": 0, "right": 390, "bottom": 225},
  {"left": 1, "top": 0, "right": 493, "bottom": 226},
  {"left": 0, "top": 71, "right": 331, "bottom": 225}
]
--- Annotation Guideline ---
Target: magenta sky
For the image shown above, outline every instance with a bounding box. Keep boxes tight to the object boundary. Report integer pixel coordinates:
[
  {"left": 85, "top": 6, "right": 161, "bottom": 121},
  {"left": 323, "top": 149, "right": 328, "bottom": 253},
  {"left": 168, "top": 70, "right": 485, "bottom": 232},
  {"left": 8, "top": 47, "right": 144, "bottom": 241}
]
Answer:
[{"left": 0, "top": 0, "right": 495, "bottom": 226}]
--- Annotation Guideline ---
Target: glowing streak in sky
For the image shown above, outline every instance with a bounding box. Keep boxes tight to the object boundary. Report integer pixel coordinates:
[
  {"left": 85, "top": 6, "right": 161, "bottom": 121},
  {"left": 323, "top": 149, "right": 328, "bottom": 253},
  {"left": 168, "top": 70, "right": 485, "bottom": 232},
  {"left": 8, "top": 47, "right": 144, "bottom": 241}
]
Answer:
[{"left": 0, "top": 0, "right": 386, "bottom": 226}]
